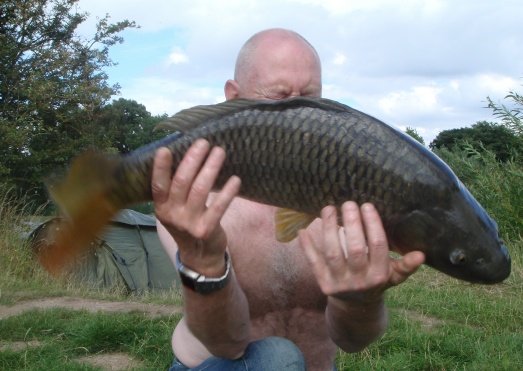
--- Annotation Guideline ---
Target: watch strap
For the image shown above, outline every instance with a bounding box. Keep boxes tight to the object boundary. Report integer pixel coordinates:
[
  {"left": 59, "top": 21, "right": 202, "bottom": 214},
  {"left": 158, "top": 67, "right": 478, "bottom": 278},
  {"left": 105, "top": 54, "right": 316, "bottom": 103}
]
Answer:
[{"left": 175, "top": 251, "right": 231, "bottom": 294}]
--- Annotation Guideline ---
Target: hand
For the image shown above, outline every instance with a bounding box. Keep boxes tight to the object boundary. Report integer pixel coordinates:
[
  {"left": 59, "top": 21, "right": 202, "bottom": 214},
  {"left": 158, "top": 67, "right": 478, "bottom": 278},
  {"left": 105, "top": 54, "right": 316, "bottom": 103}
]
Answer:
[
  {"left": 298, "top": 201, "right": 424, "bottom": 304},
  {"left": 152, "top": 139, "right": 241, "bottom": 275}
]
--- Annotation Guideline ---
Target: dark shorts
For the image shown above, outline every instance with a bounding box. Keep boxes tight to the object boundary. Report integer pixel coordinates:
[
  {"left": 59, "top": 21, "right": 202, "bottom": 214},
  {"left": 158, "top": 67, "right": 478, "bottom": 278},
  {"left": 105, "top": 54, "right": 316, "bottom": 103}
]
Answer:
[{"left": 169, "top": 336, "right": 337, "bottom": 371}]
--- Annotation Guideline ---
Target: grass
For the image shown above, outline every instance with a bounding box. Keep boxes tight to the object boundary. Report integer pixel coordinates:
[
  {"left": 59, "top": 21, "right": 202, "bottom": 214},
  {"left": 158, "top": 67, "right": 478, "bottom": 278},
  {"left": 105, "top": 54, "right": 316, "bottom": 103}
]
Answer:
[
  {"left": 2, "top": 255, "right": 521, "bottom": 370},
  {"left": 1, "top": 146, "right": 523, "bottom": 370},
  {"left": 0, "top": 308, "right": 181, "bottom": 370},
  {"left": 337, "top": 250, "right": 523, "bottom": 370}
]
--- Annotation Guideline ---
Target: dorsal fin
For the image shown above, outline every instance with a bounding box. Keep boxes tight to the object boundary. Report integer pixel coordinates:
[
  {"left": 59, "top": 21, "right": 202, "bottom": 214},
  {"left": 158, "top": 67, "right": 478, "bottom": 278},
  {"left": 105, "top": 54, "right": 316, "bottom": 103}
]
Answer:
[
  {"left": 156, "top": 99, "right": 257, "bottom": 132},
  {"left": 155, "top": 97, "right": 352, "bottom": 133}
]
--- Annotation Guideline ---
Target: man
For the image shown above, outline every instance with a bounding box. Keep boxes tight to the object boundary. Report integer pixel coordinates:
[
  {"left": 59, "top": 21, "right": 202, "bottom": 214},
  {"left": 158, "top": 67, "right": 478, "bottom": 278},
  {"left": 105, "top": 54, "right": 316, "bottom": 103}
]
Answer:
[{"left": 152, "top": 28, "right": 425, "bottom": 370}]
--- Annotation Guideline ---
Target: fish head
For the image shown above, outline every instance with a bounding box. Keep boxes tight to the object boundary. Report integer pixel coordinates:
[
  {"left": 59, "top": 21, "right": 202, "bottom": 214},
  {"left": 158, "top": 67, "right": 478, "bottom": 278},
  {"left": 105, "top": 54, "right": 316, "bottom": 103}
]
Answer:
[{"left": 390, "top": 183, "right": 511, "bottom": 284}]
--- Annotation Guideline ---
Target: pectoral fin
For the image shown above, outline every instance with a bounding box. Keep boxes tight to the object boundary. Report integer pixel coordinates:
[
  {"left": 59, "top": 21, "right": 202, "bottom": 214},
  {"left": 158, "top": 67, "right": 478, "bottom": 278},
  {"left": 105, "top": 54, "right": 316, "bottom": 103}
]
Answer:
[{"left": 275, "top": 208, "right": 316, "bottom": 242}]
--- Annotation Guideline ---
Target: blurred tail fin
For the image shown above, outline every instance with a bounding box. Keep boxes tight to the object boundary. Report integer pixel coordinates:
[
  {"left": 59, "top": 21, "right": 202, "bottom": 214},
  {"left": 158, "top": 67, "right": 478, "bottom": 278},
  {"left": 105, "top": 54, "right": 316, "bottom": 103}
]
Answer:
[{"left": 39, "top": 152, "right": 124, "bottom": 275}]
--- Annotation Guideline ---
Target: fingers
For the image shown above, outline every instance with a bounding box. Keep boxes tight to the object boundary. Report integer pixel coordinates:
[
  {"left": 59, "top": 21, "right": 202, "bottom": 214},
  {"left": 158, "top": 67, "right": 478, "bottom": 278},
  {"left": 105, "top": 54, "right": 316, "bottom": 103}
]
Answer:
[
  {"left": 298, "top": 201, "right": 424, "bottom": 301},
  {"left": 180, "top": 142, "right": 240, "bottom": 234},
  {"left": 152, "top": 147, "right": 174, "bottom": 204},
  {"left": 342, "top": 202, "right": 369, "bottom": 268},
  {"left": 151, "top": 139, "right": 238, "bottom": 250},
  {"left": 154, "top": 139, "right": 231, "bottom": 210},
  {"left": 298, "top": 229, "right": 324, "bottom": 280},
  {"left": 170, "top": 139, "right": 211, "bottom": 205},
  {"left": 359, "top": 203, "right": 389, "bottom": 272},
  {"left": 322, "top": 206, "right": 345, "bottom": 269},
  {"left": 346, "top": 202, "right": 422, "bottom": 287},
  {"left": 203, "top": 174, "right": 241, "bottom": 230},
  {"left": 186, "top": 146, "right": 226, "bottom": 209}
]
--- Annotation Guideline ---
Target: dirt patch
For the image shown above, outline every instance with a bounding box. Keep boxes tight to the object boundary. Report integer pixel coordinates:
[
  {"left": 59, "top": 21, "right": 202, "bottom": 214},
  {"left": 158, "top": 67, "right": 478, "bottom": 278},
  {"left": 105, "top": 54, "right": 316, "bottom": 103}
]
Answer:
[
  {"left": 0, "top": 296, "right": 182, "bottom": 320},
  {"left": 0, "top": 340, "right": 42, "bottom": 352},
  {"left": 76, "top": 352, "right": 143, "bottom": 371},
  {"left": 395, "top": 308, "right": 446, "bottom": 331},
  {"left": 0, "top": 338, "right": 142, "bottom": 371}
]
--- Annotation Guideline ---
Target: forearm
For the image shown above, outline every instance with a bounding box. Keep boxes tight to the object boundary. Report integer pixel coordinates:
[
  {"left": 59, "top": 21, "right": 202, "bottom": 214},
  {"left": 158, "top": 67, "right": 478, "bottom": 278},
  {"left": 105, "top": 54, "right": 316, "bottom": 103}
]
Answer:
[
  {"left": 183, "top": 268, "right": 251, "bottom": 358},
  {"left": 152, "top": 142, "right": 249, "bottom": 358},
  {"left": 326, "top": 295, "right": 388, "bottom": 353}
]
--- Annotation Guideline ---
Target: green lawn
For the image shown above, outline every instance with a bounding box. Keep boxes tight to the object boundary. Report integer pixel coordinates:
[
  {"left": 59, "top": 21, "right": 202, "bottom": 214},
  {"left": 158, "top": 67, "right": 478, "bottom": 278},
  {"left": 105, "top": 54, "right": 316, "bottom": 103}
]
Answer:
[
  {"left": 0, "top": 308, "right": 181, "bottom": 370},
  {"left": 338, "top": 260, "right": 523, "bottom": 370},
  {"left": 1, "top": 246, "right": 521, "bottom": 370}
]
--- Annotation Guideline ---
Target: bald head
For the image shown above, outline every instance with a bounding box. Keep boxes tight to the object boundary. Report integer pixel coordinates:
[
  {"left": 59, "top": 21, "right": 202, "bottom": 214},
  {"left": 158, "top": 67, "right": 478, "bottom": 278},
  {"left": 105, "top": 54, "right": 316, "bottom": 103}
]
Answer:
[
  {"left": 234, "top": 29, "right": 320, "bottom": 81},
  {"left": 225, "top": 28, "right": 322, "bottom": 100}
]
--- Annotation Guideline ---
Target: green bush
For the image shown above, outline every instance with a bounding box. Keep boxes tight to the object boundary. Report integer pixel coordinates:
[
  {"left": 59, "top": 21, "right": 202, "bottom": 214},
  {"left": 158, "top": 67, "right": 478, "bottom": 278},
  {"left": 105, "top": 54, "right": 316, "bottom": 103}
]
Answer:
[{"left": 435, "top": 144, "right": 523, "bottom": 242}]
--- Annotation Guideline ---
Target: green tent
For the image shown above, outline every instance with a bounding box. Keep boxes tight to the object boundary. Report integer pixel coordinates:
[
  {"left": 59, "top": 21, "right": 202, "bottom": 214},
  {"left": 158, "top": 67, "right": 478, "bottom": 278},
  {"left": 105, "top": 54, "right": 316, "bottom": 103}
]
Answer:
[{"left": 30, "top": 209, "right": 180, "bottom": 293}]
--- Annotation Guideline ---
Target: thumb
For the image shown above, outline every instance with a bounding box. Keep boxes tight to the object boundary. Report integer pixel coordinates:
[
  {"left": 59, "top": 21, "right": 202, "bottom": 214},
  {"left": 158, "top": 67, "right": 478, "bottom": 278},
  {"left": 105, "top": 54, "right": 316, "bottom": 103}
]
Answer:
[{"left": 389, "top": 251, "right": 425, "bottom": 286}]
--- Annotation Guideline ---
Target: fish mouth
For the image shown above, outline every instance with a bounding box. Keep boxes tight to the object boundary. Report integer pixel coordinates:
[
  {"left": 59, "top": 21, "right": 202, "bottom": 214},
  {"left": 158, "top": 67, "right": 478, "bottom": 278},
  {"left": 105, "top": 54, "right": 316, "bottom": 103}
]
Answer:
[
  {"left": 474, "top": 244, "right": 511, "bottom": 284},
  {"left": 494, "top": 245, "right": 512, "bottom": 282}
]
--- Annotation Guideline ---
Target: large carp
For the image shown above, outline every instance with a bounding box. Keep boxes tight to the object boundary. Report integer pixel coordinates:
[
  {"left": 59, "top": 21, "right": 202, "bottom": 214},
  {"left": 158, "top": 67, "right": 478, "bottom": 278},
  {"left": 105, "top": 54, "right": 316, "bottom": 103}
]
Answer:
[{"left": 41, "top": 97, "right": 511, "bottom": 283}]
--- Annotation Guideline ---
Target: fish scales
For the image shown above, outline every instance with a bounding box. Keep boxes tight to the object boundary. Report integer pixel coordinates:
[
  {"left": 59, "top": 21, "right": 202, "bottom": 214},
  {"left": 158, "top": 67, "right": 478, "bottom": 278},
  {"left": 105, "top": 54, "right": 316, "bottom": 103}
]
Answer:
[
  {"left": 146, "top": 102, "right": 452, "bottom": 222},
  {"left": 156, "top": 103, "right": 444, "bottom": 218},
  {"left": 44, "top": 97, "right": 510, "bottom": 283}
]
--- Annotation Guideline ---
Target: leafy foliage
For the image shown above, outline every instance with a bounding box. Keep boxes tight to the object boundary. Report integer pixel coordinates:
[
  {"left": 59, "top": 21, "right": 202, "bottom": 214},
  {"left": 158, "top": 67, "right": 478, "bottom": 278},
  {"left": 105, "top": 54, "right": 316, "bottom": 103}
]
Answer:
[
  {"left": 435, "top": 144, "right": 523, "bottom": 241},
  {"left": 487, "top": 88, "right": 523, "bottom": 136},
  {"left": 404, "top": 126, "right": 425, "bottom": 145},
  {"left": 93, "top": 98, "right": 167, "bottom": 154},
  {"left": 429, "top": 121, "right": 523, "bottom": 162},
  {"left": 0, "top": 0, "right": 136, "bottom": 205}
]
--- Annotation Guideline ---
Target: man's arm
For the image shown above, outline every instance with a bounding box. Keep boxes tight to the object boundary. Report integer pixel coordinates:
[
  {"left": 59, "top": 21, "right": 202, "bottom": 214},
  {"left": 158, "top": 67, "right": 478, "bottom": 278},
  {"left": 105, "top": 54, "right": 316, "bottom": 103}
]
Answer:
[
  {"left": 152, "top": 140, "right": 250, "bottom": 359},
  {"left": 299, "top": 202, "right": 425, "bottom": 352},
  {"left": 179, "top": 260, "right": 250, "bottom": 359},
  {"left": 325, "top": 295, "right": 387, "bottom": 353}
]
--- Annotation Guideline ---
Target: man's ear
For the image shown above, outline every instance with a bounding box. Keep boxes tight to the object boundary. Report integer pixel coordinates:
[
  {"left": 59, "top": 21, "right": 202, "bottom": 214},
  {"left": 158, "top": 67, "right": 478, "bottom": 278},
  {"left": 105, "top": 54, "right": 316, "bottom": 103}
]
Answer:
[{"left": 224, "top": 79, "right": 240, "bottom": 100}]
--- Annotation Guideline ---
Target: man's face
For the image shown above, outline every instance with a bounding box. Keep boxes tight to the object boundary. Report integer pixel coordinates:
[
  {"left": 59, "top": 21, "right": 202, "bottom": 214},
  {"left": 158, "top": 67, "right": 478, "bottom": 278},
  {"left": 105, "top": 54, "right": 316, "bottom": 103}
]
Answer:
[{"left": 238, "top": 41, "right": 322, "bottom": 100}]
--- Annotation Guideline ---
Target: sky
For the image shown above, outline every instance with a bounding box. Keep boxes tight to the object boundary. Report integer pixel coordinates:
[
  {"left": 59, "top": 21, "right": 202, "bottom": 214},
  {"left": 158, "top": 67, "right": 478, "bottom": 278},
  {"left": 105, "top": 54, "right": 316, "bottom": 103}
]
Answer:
[{"left": 76, "top": 0, "right": 523, "bottom": 144}]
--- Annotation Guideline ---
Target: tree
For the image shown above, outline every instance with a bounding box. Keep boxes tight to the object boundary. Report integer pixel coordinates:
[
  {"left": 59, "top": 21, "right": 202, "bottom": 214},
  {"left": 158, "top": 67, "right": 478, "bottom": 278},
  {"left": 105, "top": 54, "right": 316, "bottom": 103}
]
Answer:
[
  {"left": 0, "top": 0, "right": 136, "bottom": 204},
  {"left": 94, "top": 98, "right": 167, "bottom": 154},
  {"left": 404, "top": 126, "right": 425, "bottom": 145},
  {"left": 429, "top": 121, "right": 523, "bottom": 162}
]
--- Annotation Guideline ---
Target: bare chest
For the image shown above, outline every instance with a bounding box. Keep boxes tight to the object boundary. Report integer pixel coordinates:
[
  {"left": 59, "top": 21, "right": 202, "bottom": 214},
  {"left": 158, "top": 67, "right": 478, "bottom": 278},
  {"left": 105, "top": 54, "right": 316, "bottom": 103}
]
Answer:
[
  {"left": 223, "top": 199, "right": 325, "bottom": 312},
  {"left": 222, "top": 199, "right": 337, "bottom": 369}
]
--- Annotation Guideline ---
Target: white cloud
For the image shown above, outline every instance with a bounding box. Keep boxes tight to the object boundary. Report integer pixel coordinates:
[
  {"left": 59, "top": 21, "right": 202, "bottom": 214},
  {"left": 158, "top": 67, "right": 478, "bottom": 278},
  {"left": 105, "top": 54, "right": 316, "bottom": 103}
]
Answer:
[
  {"left": 378, "top": 85, "right": 442, "bottom": 115},
  {"left": 288, "top": 0, "right": 382, "bottom": 15},
  {"left": 287, "top": 0, "right": 447, "bottom": 17},
  {"left": 477, "top": 74, "right": 519, "bottom": 96},
  {"left": 167, "top": 48, "right": 189, "bottom": 65},
  {"left": 332, "top": 52, "right": 347, "bottom": 66},
  {"left": 115, "top": 77, "right": 224, "bottom": 116}
]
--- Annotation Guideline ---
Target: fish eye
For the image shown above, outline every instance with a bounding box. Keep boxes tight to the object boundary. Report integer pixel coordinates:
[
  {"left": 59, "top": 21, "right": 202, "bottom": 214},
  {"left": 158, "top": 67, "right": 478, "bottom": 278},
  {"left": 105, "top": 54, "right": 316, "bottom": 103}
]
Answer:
[{"left": 450, "top": 249, "right": 467, "bottom": 265}]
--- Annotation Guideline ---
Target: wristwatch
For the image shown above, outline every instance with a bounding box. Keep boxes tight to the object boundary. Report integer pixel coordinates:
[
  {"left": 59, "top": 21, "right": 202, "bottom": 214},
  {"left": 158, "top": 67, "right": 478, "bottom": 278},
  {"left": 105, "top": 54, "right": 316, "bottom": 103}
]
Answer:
[{"left": 175, "top": 251, "right": 231, "bottom": 294}]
